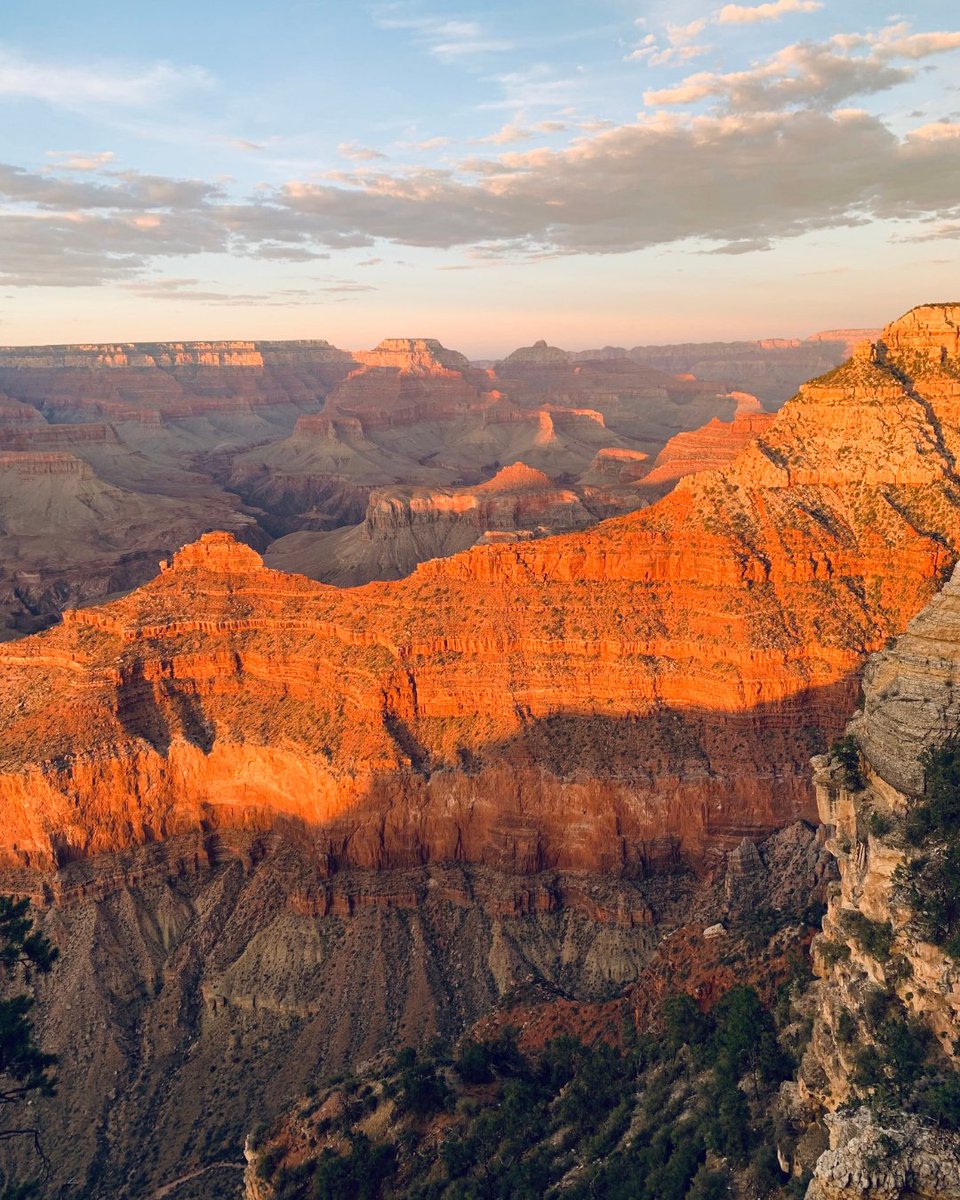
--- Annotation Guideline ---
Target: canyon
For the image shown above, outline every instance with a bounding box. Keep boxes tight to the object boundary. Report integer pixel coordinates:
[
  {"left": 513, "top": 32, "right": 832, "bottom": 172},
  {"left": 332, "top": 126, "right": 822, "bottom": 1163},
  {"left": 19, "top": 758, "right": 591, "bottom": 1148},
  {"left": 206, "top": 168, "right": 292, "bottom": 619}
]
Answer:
[
  {"left": 0, "top": 305, "right": 956, "bottom": 1196},
  {"left": 0, "top": 306, "right": 956, "bottom": 878},
  {"left": 243, "top": 518, "right": 960, "bottom": 1200},
  {"left": 0, "top": 334, "right": 770, "bottom": 634}
]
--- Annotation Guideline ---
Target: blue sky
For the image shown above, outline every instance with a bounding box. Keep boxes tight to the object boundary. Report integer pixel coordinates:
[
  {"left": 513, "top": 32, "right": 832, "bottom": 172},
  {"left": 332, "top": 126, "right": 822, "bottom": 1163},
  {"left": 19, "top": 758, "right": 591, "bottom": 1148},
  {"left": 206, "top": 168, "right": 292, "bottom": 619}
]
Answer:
[{"left": 0, "top": 0, "right": 958, "bottom": 353}]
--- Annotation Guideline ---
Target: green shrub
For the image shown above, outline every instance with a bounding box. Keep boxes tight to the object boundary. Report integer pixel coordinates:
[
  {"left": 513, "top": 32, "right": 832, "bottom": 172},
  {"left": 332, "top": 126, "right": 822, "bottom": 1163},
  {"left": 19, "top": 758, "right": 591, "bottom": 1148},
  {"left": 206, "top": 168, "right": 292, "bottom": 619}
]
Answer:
[
  {"left": 393, "top": 1052, "right": 451, "bottom": 1117},
  {"left": 908, "top": 741, "right": 960, "bottom": 843},
  {"left": 842, "top": 912, "right": 895, "bottom": 961},
  {"left": 868, "top": 810, "right": 893, "bottom": 838},
  {"left": 453, "top": 1039, "right": 495, "bottom": 1085},
  {"left": 898, "top": 845, "right": 960, "bottom": 960},
  {"left": 831, "top": 735, "right": 865, "bottom": 791},
  {"left": 818, "top": 938, "right": 851, "bottom": 967},
  {"left": 917, "top": 1069, "right": 960, "bottom": 1130},
  {"left": 836, "top": 1011, "right": 857, "bottom": 1044},
  {"left": 853, "top": 1014, "right": 930, "bottom": 1107}
]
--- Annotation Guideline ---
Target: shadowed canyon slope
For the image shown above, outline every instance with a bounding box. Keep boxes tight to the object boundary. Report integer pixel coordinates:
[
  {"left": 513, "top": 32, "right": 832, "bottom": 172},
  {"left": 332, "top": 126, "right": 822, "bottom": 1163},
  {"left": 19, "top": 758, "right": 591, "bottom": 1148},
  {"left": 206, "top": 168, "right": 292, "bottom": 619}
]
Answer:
[
  {"left": 608, "top": 328, "right": 879, "bottom": 406},
  {"left": 0, "top": 305, "right": 959, "bottom": 875},
  {"left": 0, "top": 335, "right": 752, "bottom": 632}
]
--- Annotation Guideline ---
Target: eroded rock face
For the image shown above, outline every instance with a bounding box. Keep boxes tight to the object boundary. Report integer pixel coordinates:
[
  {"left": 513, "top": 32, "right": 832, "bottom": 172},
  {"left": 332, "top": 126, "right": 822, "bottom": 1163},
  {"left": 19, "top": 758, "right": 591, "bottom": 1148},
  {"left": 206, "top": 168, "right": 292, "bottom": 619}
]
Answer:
[
  {"left": 799, "top": 538, "right": 960, "bottom": 1191},
  {"left": 0, "top": 833, "right": 685, "bottom": 1197},
  {"left": 807, "top": 1111, "right": 960, "bottom": 1200},
  {"left": 0, "top": 340, "right": 360, "bottom": 633},
  {"left": 800, "top": 563, "right": 960, "bottom": 1106},
  {"left": 0, "top": 333, "right": 751, "bottom": 625},
  {"left": 1, "top": 308, "right": 960, "bottom": 876},
  {"left": 625, "top": 328, "right": 880, "bottom": 406},
  {"left": 851, "top": 563, "right": 960, "bottom": 796},
  {"left": 877, "top": 302, "right": 960, "bottom": 362},
  {"left": 354, "top": 337, "right": 473, "bottom": 374},
  {"left": 500, "top": 339, "right": 571, "bottom": 366},
  {"left": 0, "top": 339, "right": 355, "bottom": 370}
]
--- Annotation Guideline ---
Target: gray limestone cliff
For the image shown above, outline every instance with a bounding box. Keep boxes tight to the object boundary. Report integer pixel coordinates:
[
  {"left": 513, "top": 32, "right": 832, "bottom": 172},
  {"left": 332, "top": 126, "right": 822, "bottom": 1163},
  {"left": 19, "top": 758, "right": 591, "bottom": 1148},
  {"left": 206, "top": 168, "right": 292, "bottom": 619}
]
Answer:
[{"left": 798, "top": 561, "right": 960, "bottom": 1195}]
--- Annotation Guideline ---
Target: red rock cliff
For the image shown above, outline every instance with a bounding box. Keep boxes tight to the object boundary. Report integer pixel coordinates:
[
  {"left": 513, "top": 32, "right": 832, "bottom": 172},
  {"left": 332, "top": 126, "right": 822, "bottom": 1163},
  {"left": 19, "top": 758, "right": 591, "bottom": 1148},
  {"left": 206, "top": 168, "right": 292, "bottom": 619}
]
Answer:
[{"left": 1, "top": 307, "right": 959, "bottom": 874}]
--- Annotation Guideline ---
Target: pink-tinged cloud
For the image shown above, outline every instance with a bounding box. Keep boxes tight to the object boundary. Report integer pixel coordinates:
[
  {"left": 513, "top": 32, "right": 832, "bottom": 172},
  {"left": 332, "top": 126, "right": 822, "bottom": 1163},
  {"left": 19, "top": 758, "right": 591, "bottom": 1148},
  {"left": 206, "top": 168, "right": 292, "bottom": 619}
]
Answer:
[{"left": 717, "top": 0, "right": 823, "bottom": 26}]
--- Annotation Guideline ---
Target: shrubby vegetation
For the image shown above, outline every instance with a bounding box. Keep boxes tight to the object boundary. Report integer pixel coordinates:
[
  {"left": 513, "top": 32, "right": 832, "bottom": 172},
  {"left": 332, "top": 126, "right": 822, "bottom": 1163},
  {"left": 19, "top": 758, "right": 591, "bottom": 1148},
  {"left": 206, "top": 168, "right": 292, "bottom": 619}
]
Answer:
[
  {"left": 896, "top": 742, "right": 960, "bottom": 960},
  {"left": 830, "top": 735, "right": 864, "bottom": 791},
  {"left": 263, "top": 986, "right": 805, "bottom": 1200},
  {"left": 840, "top": 912, "right": 895, "bottom": 962}
]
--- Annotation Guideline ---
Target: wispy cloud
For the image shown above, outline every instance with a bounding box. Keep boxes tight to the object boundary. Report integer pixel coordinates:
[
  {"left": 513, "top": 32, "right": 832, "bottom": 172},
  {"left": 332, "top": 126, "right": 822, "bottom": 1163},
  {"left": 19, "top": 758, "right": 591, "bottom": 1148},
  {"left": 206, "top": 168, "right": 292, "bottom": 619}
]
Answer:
[
  {"left": 629, "top": 2, "right": 821, "bottom": 65},
  {"left": 119, "top": 277, "right": 322, "bottom": 306},
  {"left": 371, "top": 9, "right": 512, "bottom": 61},
  {"left": 0, "top": 44, "right": 212, "bottom": 109},
  {"left": 478, "top": 65, "right": 580, "bottom": 111},
  {"left": 44, "top": 150, "right": 115, "bottom": 172},
  {"left": 338, "top": 141, "right": 389, "bottom": 162}
]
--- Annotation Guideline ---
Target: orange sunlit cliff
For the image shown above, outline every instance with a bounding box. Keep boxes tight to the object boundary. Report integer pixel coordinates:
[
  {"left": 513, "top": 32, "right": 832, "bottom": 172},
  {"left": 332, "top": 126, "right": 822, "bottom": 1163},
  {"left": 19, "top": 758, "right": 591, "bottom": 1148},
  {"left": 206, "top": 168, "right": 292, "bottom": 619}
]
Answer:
[{"left": 1, "top": 305, "right": 959, "bottom": 873}]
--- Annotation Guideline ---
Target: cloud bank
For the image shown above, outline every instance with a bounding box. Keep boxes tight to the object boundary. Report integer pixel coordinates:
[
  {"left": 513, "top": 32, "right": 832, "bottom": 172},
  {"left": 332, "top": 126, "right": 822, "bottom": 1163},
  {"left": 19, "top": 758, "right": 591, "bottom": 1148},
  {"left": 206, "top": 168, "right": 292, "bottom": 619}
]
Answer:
[{"left": 0, "top": 23, "right": 958, "bottom": 286}]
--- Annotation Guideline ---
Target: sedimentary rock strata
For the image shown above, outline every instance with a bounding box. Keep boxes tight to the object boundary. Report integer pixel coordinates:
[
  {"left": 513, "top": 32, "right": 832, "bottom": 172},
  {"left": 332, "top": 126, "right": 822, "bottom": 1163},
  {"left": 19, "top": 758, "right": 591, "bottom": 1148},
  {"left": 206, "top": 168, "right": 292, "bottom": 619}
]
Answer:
[{"left": 0, "top": 306, "right": 958, "bottom": 876}]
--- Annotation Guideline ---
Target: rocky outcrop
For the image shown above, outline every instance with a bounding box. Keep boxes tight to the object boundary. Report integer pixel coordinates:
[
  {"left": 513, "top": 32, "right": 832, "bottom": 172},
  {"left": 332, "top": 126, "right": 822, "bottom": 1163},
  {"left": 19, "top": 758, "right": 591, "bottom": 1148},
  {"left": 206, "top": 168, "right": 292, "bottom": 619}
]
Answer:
[
  {"left": 499, "top": 339, "right": 571, "bottom": 367},
  {"left": 803, "top": 564, "right": 960, "bottom": 1102},
  {"left": 797, "top": 533, "right": 960, "bottom": 1192},
  {"left": 877, "top": 303, "right": 960, "bottom": 362},
  {"left": 807, "top": 1111, "right": 960, "bottom": 1200},
  {"left": 0, "top": 339, "right": 355, "bottom": 370},
  {"left": 850, "top": 560, "right": 960, "bottom": 796},
  {"left": 353, "top": 337, "right": 472, "bottom": 374}
]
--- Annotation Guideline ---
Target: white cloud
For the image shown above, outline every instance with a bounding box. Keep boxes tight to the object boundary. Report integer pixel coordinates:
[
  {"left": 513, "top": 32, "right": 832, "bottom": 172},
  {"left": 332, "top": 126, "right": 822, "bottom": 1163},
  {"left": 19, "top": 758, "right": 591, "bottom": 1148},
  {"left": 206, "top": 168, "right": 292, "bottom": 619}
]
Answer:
[
  {"left": 2, "top": 21, "right": 960, "bottom": 285},
  {"left": 837, "top": 23, "right": 960, "bottom": 59},
  {"left": 716, "top": 0, "right": 823, "bottom": 26},
  {"left": 643, "top": 27, "right": 960, "bottom": 111},
  {"left": 667, "top": 19, "right": 709, "bottom": 44},
  {"left": 907, "top": 121, "right": 960, "bottom": 141},
  {"left": 44, "top": 150, "right": 115, "bottom": 171},
  {"left": 628, "top": 23, "right": 713, "bottom": 67},
  {"left": 0, "top": 44, "right": 212, "bottom": 109},
  {"left": 337, "top": 142, "right": 389, "bottom": 162},
  {"left": 474, "top": 122, "right": 534, "bottom": 145}
]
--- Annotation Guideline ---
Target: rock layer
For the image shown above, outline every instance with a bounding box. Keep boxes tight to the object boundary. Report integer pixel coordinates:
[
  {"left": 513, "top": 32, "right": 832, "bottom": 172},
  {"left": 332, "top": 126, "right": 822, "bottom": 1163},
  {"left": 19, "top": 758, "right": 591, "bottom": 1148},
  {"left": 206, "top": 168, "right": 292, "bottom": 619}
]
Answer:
[{"left": 0, "top": 306, "right": 959, "bottom": 874}]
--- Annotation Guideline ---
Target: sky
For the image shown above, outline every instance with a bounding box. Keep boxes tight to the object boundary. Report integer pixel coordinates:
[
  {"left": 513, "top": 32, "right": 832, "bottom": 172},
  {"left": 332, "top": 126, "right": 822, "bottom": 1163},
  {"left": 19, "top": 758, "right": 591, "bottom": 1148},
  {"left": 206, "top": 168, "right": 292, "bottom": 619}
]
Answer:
[{"left": 0, "top": 0, "right": 958, "bottom": 356}]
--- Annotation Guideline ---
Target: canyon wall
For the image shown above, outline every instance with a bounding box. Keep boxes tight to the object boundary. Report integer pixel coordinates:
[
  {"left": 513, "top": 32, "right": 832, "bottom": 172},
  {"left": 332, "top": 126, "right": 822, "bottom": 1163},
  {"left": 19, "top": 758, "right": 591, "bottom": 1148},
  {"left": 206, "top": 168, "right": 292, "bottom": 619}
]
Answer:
[
  {"left": 795, "top": 555, "right": 960, "bottom": 1196},
  {"left": 0, "top": 306, "right": 958, "bottom": 876}
]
